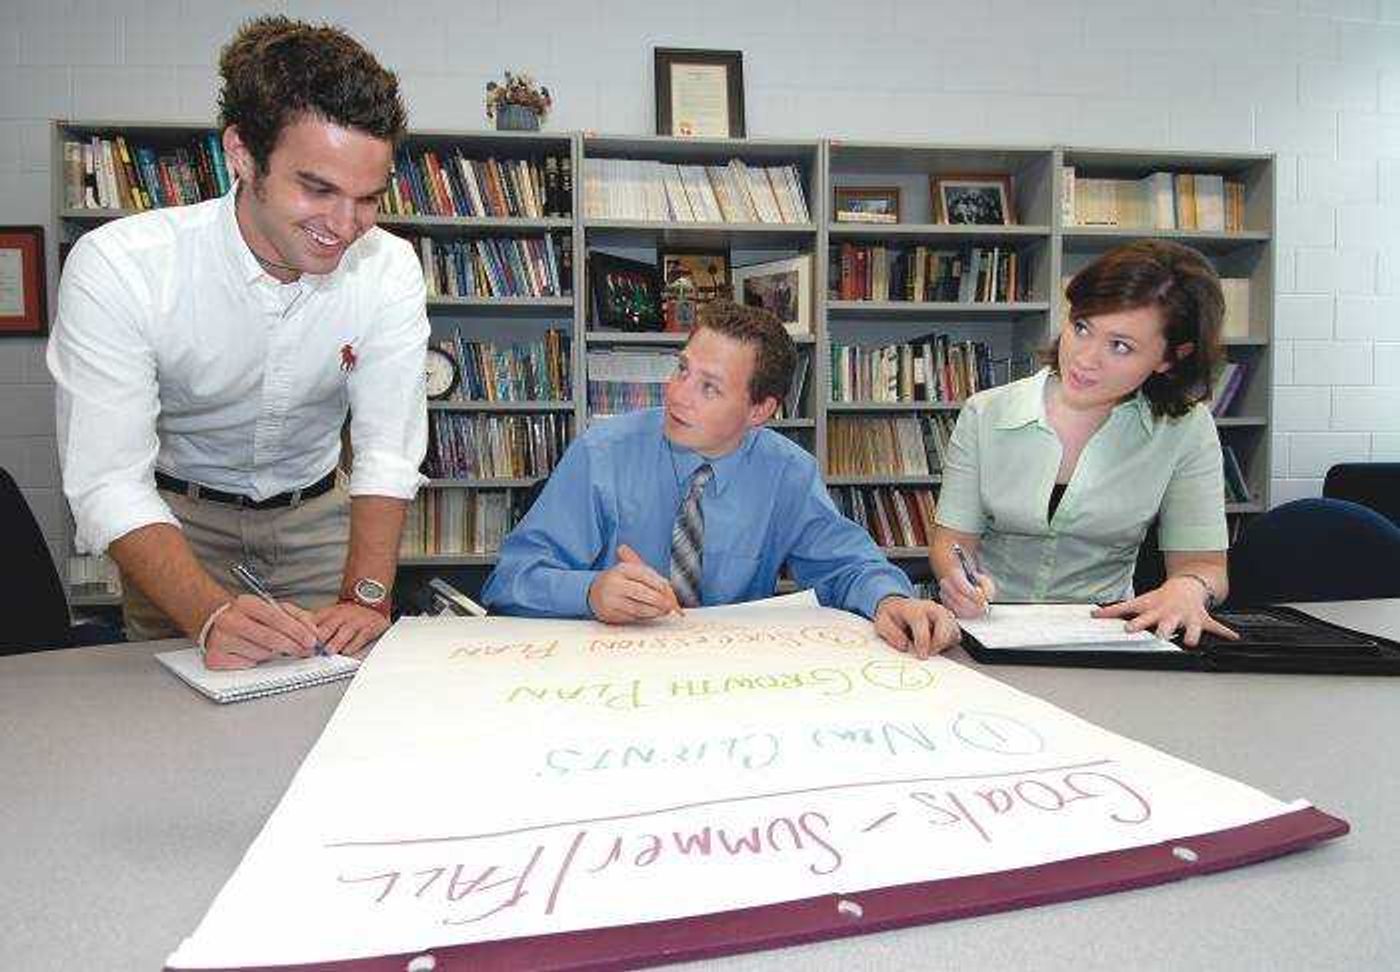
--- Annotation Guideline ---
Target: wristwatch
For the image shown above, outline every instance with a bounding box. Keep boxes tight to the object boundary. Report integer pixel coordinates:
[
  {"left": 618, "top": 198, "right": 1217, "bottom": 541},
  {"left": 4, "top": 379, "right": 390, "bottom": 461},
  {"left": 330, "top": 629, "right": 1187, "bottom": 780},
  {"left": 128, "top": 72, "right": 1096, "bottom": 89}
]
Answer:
[{"left": 344, "top": 577, "right": 391, "bottom": 617}]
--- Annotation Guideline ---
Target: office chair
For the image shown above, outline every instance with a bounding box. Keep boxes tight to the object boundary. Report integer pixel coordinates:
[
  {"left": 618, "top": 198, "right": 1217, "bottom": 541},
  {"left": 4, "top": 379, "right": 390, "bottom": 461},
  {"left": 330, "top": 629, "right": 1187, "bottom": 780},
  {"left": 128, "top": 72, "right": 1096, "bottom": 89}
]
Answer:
[
  {"left": 1, "top": 467, "right": 124, "bottom": 654},
  {"left": 1225, "top": 497, "right": 1400, "bottom": 606},
  {"left": 1323, "top": 462, "right": 1400, "bottom": 527}
]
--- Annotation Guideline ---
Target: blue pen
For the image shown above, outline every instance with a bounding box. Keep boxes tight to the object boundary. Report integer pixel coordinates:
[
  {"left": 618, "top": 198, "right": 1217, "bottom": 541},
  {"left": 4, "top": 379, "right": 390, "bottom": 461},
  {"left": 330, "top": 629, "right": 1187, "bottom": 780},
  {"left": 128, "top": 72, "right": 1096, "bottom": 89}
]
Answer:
[
  {"left": 230, "top": 562, "right": 328, "bottom": 656},
  {"left": 951, "top": 543, "right": 991, "bottom": 616}
]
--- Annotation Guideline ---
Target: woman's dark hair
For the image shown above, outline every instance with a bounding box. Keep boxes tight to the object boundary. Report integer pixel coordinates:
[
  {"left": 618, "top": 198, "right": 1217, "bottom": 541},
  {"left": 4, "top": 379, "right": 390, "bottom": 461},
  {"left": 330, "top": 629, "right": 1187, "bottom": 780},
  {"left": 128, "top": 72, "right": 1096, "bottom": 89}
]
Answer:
[
  {"left": 693, "top": 300, "right": 797, "bottom": 406},
  {"left": 1046, "top": 239, "right": 1225, "bottom": 419},
  {"left": 217, "top": 16, "right": 407, "bottom": 173}
]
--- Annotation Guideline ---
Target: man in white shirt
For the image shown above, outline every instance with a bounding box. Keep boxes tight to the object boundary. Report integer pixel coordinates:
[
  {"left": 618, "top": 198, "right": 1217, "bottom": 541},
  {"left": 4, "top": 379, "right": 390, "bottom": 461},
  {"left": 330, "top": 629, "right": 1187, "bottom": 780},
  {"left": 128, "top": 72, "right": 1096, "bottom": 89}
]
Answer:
[{"left": 48, "top": 17, "right": 429, "bottom": 669}]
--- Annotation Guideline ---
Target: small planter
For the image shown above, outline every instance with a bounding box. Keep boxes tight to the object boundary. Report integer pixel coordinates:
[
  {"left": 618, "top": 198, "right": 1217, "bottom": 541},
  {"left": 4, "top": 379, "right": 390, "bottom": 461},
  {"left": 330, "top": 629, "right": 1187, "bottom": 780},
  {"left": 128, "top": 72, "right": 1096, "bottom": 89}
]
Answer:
[{"left": 495, "top": 105, "right": 541, "bottom": 131}]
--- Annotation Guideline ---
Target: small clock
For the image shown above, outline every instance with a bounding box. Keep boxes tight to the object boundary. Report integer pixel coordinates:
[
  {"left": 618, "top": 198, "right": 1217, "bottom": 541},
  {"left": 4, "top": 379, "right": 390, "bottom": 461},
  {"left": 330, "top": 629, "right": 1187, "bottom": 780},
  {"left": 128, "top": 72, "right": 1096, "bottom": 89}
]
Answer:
[{"left": 424, "top": 346, "right": 460, "bottom": 401}]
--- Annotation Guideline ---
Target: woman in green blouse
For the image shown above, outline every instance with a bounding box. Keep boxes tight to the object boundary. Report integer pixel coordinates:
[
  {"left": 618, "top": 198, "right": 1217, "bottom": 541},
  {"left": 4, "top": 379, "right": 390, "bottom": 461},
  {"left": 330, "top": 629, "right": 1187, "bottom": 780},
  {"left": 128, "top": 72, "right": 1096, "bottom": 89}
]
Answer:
[{"left": 930, "top": 239, "right": 1238, "bottom": 646}]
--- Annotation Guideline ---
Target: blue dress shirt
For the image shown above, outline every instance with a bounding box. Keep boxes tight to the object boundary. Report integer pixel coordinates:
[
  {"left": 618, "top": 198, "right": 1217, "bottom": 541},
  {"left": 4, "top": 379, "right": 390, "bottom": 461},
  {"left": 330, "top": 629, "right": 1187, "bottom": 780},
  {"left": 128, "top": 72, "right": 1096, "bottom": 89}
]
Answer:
[{"left": 482, "top": 408, "right": 912, "bottom": 618}]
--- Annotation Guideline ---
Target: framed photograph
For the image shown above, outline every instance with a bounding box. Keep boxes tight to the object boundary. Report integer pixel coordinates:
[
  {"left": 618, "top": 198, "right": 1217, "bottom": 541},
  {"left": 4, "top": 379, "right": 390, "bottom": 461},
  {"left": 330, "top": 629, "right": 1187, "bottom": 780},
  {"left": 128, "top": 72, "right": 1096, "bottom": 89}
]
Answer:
[
  {"left": 733, "top": 254, "right": 811, "bottom": 335},
  {"left": 654, "top": 47, "right": 745, "bottom": 138},
  {"left": 931, "top": 174, "right": 1016, "bottom": 225},
  {"left": 589, "top": 251, "right": 664, "bottom": 332},
  {"left": 661, "top": 248, "right": 731, "bottom": 333},
  {"left": 0, "top": 226, "right": 48, "bottom": 337},
  {"left": 833, "top": 186, "right": 901, "bottom": 224}
]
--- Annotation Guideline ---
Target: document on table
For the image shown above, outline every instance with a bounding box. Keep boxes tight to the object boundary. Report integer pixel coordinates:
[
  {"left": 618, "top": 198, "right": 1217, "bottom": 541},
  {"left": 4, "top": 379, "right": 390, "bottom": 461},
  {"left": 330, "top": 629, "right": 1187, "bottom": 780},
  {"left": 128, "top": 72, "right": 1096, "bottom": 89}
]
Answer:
[{"left": 958, "top": 603, "right": 1183, "bottom": 652}]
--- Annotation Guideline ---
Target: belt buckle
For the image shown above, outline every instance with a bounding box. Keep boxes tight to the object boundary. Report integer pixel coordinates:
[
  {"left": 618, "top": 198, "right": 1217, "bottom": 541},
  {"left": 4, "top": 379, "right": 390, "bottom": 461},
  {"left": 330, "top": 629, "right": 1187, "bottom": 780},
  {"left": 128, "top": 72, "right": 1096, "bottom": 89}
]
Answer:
[{"left": 288, "top": 487, "right": 305, "bottom": 508}]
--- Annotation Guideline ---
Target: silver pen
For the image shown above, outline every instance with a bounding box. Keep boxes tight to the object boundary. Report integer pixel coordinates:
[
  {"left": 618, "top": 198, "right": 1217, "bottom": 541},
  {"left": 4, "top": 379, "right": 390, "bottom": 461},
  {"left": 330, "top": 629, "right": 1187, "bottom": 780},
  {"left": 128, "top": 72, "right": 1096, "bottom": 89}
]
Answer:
[
  {"left": 230, "top": 561, "right": 328, "bottom": 656},
  {"left": 951, "top": 543, "right": 991, "bottom": 617}
]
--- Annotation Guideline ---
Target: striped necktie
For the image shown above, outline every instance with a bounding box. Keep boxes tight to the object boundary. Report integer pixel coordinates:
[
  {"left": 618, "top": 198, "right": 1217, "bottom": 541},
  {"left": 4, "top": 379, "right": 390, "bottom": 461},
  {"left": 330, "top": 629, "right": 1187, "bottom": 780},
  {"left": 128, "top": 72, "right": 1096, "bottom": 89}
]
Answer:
[{"left": 669, "top": 463, "right": 714, "bottom": 608}]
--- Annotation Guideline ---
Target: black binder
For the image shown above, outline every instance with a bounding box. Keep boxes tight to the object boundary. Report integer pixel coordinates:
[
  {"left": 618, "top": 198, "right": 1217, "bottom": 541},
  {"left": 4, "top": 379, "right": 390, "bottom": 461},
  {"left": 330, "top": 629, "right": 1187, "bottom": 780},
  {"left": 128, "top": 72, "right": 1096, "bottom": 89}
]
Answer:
[{"left": 961, "top": 605, "right": 1400, "bottom": 675}]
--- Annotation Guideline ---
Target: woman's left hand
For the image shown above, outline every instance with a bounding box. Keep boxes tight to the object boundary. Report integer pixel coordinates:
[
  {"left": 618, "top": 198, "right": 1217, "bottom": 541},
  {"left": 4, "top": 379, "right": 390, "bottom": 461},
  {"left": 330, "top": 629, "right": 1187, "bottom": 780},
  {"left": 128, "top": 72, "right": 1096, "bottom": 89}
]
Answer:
[{"left": 1092, "top": 577, "right": 1239, "bottom": 647}]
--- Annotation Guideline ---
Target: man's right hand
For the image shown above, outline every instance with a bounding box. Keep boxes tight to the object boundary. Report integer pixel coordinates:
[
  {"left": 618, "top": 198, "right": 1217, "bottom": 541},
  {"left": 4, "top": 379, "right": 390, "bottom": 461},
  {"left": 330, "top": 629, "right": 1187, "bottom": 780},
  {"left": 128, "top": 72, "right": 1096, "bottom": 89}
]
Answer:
[
  {"left": 202, "top": 594, "right": 322, "bottom": 669},
  {"left": 937, "top": 569, "right": 997, "bottom": 619},
  {"left": 587, "top": 544, "right": 683, "bottom": 624}
]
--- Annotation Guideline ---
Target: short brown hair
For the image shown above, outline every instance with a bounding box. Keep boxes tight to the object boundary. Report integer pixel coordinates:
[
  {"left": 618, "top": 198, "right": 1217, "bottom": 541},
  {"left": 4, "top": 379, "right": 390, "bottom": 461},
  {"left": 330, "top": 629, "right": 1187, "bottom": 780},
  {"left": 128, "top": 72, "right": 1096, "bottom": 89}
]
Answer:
[
  {"left": 1049, "top": 239, "right": 1225, "bottom": 419},
  {"left": 217, "top": 16, "right": 407, "bottom": 174},
  {"left": 693, "top": 300, "right": 797, "bottom": 406}
]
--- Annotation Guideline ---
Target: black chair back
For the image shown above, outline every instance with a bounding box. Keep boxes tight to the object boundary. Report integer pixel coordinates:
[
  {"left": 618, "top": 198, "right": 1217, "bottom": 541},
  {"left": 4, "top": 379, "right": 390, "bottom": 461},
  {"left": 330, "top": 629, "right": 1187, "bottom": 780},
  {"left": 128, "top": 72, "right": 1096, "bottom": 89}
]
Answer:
[
  {"left": 1227, "top": 497, "right": 1400, "bottom": 606},
  {"left": 1323, "top": 462, "right": 1400, "bottom": 527},
  {"left": 1, "top": 467, "right": 75, "bottom": 653}
]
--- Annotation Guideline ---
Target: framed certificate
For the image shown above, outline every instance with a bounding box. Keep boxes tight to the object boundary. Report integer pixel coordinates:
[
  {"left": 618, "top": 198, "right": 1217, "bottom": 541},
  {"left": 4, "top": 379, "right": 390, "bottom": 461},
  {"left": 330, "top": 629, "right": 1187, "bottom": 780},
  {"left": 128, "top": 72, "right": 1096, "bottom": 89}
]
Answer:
[
  {"left": 654, "top": 48, "right": 746, "bottom": 138},
  {"left": 0, "top": 226, "right": 48, "bottom": 337}
]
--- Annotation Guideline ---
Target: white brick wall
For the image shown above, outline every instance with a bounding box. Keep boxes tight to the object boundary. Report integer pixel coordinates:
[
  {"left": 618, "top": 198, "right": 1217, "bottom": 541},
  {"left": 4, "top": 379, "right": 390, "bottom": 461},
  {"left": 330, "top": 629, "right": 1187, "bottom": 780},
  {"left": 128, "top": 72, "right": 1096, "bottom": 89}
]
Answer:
[{"left": 2, "top": 0, "right": 1398, "bottom": 561}]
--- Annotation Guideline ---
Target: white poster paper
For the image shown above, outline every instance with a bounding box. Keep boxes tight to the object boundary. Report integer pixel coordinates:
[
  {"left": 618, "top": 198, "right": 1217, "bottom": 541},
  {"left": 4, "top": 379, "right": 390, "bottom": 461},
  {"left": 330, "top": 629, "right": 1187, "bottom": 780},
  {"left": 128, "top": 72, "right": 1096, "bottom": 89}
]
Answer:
[{"left": 168, "top": 602, "right": 1305, "bottom": 968}]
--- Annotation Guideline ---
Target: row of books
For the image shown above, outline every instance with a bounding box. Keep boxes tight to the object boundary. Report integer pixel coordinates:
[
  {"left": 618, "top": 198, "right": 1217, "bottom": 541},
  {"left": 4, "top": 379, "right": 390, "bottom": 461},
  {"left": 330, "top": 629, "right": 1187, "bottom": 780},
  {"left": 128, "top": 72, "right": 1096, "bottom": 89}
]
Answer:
[
  {"left": 583, "top": 158, "right": 811, "bottom": 223},
  {"left": 1063, "top": 169, "right": 1247, "bottom": 231},
  {"left": 426, "top": 413, "right": 569, "bottom": 480},
  {"left": 407, "top": 233, "right": 572, "bottom": 298},
  {"left": 833, "top": 244, "right": 1027, "bottom": 303},
  {"left": 382, "top": 149, "right": 572, "bottom": 219},
  {"left": 830, "top": 487, "right": 938, "bottom": 549},
  {"left": 400, "top": 489, "right": 520, "bottom": 556},
  {"left": 62, "top": 134, "right": 230, "bottom": 211},
  {"left": 1222, "top": 445, "right": 1253, "bottom": 503},
  {"left": 1210, "top": 360, "right": 1252, "bottom": 417},
  {"left": 831, "top": 338, "right": 998, "bottom": 405},
  {"left": 438, "top": 328, "right": 572, "bottom": 403},
  {"left": 827, "top": 414, "right": 956, "bottom": 477}
]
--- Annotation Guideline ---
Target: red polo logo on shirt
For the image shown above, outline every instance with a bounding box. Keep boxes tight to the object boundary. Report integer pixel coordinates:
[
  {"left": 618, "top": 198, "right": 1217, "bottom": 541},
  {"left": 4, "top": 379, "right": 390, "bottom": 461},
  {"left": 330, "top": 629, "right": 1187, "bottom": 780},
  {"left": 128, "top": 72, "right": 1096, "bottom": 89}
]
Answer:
[{"left": 340, "top": 343, "right": 357, "bottom": 372}]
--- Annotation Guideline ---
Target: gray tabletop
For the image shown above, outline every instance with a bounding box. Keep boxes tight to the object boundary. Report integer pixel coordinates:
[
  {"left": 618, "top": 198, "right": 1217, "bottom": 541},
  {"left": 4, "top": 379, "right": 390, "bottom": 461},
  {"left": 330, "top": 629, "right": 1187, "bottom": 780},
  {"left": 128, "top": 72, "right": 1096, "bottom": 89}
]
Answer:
[{"left": 3, "top": 601, "right": 1397, "bottom": 972}]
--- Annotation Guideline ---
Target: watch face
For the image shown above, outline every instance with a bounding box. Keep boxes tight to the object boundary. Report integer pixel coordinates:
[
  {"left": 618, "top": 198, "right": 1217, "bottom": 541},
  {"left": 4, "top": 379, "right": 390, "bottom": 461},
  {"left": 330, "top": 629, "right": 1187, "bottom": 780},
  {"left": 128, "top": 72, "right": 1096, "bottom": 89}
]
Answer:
[
  {"left": 354, "top": 577, "right": 388, "bottom": 604},
  {"left": 425, "top": 347, "right": 459, "bottom": 400}
]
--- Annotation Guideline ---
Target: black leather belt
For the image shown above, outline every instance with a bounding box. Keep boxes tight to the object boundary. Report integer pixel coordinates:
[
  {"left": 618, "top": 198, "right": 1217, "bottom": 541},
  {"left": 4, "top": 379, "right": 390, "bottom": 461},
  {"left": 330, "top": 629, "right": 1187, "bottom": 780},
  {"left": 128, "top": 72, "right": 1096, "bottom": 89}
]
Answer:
[{"left": 154, "top": 470, "right": 337, "bottom": 509}]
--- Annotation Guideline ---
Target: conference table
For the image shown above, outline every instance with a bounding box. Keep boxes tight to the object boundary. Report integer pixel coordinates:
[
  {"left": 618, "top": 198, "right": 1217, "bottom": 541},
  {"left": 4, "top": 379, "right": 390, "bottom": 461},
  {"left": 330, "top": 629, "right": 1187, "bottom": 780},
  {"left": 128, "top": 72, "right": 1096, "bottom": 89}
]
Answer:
[{"left": 2, "top": 599, "right": 1395, "bottom": 971}]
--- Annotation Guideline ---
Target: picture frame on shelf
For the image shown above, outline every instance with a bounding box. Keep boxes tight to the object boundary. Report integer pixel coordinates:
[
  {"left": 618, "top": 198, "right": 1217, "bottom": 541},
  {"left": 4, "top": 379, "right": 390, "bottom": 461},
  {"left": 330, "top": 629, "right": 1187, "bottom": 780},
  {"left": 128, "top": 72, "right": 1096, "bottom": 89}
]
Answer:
[
  {"left": 588, "top": 251, "right": 664, "bottom": 332},
  {"left": 653, "top": 47, "right": 746, "bottom": 138},
  {"left": 833, "top": 186, "right": 901, "bottom": 224},
  {"left": 931, "top": 174, "right": 1015, "bottom": 225},
  {"left": 0, "top": 226, "right": 48, "bottom": 337},
  {"left": 660, "top": 248, "right": 731, "bottom": 332},
  {"left": 733, "top": 254, "right": 811, "bottom": 335}
]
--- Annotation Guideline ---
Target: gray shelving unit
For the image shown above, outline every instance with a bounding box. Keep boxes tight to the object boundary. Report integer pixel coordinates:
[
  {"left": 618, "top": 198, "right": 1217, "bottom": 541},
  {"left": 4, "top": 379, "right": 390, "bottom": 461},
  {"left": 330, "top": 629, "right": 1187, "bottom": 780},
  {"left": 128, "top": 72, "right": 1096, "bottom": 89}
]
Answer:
[{"left": 51, "top": 121, "right": 1274, "bottom": 577}]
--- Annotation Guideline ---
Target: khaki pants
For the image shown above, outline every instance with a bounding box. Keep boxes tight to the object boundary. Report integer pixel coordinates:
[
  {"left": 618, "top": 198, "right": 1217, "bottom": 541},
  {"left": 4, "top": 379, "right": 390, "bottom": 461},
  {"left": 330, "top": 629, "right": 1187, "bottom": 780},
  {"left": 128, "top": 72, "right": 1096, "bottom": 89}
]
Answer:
[{"left": 122, "top": 481, "right": 351, "bottom": 641}]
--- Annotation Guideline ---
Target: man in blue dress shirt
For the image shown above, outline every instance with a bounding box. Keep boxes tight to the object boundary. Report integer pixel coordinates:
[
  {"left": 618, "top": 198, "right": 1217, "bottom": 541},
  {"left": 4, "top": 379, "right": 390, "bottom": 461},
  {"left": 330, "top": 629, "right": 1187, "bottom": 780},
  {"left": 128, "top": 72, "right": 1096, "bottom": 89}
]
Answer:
[{"left": 482, "top": 301, "right": 960, "bottom": 658}]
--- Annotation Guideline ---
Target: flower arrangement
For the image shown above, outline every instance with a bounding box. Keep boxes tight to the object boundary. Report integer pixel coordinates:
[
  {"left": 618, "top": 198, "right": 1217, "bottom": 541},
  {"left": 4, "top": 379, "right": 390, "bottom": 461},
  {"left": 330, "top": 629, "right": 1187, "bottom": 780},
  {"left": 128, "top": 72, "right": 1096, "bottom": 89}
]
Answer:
[{"left": 484, "top": 71, "right": 552, "bottom": 121}]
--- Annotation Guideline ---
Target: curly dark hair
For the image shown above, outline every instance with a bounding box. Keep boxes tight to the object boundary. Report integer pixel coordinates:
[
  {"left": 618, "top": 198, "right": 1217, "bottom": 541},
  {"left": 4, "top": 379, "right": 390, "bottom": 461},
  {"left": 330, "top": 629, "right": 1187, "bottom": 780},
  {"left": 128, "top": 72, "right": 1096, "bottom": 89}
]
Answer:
[
  {"left": 217, "top": 16, "right": 407, "bottom": 173},
  {"left": 1046, "top": 239, "right": 1226, "bottom": 419},
  {"left": 693, "top": 300, "right": 797, "bottom": 406}
]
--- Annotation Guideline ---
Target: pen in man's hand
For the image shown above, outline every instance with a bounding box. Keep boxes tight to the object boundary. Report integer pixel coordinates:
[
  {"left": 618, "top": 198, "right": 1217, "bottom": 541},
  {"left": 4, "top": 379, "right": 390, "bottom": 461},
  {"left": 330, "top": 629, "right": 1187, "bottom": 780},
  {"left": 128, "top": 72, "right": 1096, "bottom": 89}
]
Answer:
[
  {"left": 951, "top": 543, "right": 991, "bottom": 616},
  {"left": 229, "top": 561, "right": 328, "bottom": 655}
]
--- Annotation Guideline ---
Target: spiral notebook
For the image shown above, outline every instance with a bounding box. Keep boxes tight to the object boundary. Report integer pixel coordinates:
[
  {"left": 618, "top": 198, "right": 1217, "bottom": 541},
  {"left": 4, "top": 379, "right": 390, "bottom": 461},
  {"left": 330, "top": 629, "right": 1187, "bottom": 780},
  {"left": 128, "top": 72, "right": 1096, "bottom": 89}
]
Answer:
[{"left": 155, "top": 647, "right": 361, "bottom": 703}]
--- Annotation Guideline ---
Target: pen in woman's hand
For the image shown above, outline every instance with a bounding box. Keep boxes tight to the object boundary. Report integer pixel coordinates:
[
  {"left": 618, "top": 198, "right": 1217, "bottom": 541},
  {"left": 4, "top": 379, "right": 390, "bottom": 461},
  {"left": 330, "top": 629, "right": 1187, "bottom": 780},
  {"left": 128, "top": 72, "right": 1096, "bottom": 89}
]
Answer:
[{"left": 951, "top": 543, "right": 991, "bottom": 617}]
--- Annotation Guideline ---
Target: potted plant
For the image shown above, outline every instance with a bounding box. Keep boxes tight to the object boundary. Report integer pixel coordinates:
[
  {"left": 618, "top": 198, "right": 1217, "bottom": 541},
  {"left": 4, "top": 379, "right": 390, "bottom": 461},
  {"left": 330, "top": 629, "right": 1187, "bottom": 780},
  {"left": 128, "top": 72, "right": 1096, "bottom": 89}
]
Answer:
[{"left": 485, "top": 71, "right": 552, "bottom": 131}]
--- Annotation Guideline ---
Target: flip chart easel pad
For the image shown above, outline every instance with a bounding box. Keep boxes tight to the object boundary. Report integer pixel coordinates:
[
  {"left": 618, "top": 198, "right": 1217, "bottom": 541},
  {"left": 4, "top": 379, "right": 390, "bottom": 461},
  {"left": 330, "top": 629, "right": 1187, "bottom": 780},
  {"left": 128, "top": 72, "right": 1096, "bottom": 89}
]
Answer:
[{"left": 168, "top": 603, "right": 1306, "bottom": 969}]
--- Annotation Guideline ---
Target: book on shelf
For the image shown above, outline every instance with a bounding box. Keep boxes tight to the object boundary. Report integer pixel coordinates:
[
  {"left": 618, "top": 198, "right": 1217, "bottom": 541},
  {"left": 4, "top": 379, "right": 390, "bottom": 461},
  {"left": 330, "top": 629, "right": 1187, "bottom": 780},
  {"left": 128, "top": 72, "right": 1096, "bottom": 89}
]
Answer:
[
  {"left": 63, "top": 133, "right": 230, "bottom": 211},
  {"left": 1221, "top": 444, "right": 1252, "bottom": 503},
  {"left": 1209, "top": 360, "right": 1251, "bottom": 417},
  {"left": 775, "top": 349, "right": 811, "bottom": 420},
  {"left": 1063, "top": 168, "right": 1245, "bottom": 231},
  {"left": 382, "top": 148, "right": 571, "bottom": 218},
  {"left": 438, "top": 328, "right": 571, "bottom": 403},
  {"left": 831, "top": 244, "right": 1026, "bottom": 304},
  {"left": 426, "top": 412, "right": 569, "bottom": 479},
  {"left": 827, "top": 414, "right": 954, "bottom": 476},
  {"left": 586, "top": 349, "right": 677, "bottom": 416},
  {"left": 831, "top": 337, "right": 996, "bottom": 405},
  {"left": 401, "top": 489, "right": 520, "bottom": 556},
  {"left": 1219, "top": 277, "right": 1251, "bottom": 339},
  {"left": 406, "top": 232, "right": 572, "bottom": 298},
  {"left": 830, "top": 485, "right": 938, "bottom": 549},
  {"left": 583, "top": 157, "right": 810, "bottom": 223}
]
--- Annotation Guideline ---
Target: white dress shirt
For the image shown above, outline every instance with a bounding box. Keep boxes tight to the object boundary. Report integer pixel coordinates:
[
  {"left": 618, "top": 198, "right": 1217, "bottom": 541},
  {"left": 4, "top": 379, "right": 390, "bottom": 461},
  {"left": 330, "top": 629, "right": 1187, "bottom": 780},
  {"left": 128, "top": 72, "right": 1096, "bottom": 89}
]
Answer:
[{"left": 49, "top": 188, "right": 429, "bottom": 554}]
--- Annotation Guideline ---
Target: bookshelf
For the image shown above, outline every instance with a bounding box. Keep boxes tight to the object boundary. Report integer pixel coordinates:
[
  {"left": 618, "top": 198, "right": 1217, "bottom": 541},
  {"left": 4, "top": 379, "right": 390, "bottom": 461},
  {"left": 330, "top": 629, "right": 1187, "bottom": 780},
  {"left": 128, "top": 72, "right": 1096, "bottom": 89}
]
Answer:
[{"left": 51, "top": 121, "right": 1274, "bottom": 595}]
